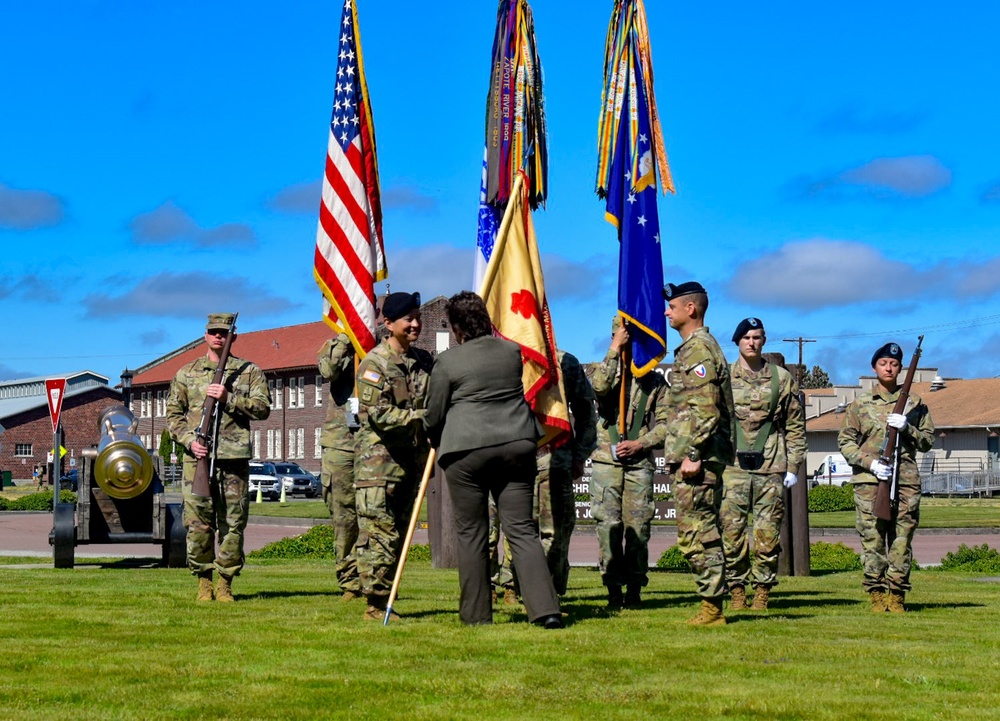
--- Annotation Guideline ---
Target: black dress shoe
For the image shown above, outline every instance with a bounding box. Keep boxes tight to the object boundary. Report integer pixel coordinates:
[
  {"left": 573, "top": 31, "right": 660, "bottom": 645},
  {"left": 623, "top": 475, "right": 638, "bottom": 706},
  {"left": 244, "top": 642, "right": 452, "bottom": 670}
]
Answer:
[{"left": 539, "top": 614, "right": 564, "bottom": 629}]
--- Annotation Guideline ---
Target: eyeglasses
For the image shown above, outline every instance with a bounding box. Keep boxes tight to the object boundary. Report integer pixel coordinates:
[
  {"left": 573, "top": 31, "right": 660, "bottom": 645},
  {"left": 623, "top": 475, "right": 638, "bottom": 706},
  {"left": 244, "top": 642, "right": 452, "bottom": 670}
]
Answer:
[{"left": 206, "top": 329, "right": 228, "bottom": 337}]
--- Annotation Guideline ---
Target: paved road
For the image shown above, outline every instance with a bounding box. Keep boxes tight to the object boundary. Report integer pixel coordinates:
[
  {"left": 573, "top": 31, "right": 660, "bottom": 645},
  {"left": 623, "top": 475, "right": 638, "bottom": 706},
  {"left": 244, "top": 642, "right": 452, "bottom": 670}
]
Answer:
[{"left": 3, "top": 512, "right": 997, "bottom": 566}]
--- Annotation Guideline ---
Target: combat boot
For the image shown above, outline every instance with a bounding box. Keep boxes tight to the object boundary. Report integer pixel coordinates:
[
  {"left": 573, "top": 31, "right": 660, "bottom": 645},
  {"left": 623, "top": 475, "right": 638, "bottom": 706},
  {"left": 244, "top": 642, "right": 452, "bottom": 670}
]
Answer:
[
  {"left": 606, "top": 585, "right": 624, "bottom": 609},
  {"left": 624, "top": 585, "right": 642, "bottom": 608},
  {"left": 729, "top": 586, "right": 748, "bottom": 610},
  {"left": 364, "top": 596, "right": 400, "bottom": 622},
  {"left": 750, "top": 586, "right": 770, "bottom": 611},
  {"left": 503, "top": 588, "right": 519, "bottom": 606},
  {"left": 869, "top": 590, "right": 887, "bottom": 613},
  {"left": 686, "top": 598, "right": 727, "bottom": 626},
  {"left": 196, "top": 572, "right": 214, "bottom": 602},
  {"left": 216, "top": 574, "right": 235, "bottom": 603},
  {"left": 887, "top": 590, "right": 906, "bottom": 613},
  {"left": 341, "top": 589, "right": 363, "bottom": 602}
]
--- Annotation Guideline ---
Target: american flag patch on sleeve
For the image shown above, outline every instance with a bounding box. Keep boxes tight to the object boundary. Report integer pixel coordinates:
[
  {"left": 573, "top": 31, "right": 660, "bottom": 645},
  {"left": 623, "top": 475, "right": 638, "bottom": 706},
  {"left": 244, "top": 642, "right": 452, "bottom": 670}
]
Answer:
[{"left": 362, "top": 369, "right": 382, "bottom": 384}]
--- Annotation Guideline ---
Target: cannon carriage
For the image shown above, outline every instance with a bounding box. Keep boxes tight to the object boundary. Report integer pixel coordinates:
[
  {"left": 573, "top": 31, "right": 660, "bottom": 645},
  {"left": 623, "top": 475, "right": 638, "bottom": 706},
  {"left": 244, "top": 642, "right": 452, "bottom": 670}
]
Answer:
[{"left": 50, "top": 405, "right": 186, "bottom": 568}]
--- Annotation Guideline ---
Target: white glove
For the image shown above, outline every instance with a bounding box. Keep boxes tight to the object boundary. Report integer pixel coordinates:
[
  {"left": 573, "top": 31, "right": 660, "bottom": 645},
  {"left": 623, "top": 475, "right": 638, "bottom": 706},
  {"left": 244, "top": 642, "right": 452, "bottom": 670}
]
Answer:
[
  {"left": 887, "top": 413, "right": 908, "bottom": 431},
  {"left": 783, "top": 472, "right": 798, "bottom": 488},
  {"left": 870, "top": 459, "right": 892, "bottom": 480}
]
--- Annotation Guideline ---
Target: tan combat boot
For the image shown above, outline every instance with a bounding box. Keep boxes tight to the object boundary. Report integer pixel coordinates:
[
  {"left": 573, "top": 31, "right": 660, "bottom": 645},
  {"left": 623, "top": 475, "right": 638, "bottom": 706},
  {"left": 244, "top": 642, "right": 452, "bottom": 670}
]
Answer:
[
  {"left": 750, "top": 586, "right": 770, "bottom": 611},
  {"left": 729, "top": 586, "right": 749, "bottom": 610},
  {"left": 886, "top": 590, "right": 906, "bottom": 613},
  {"left": 196, "top": 572, "right": 214, "bottom": 602},
  {"left": 869, "top": 590, "right": 887, "bottom": 613},
  {"left": 686, "top": 598, "right": 727, "bottom": 626},
  {"left": 216, "top": 574, "right": 235, "bottom": 603},
  {"left": 341, "top": 589, "right": 363, "bottom": 602},
  {"left": 364, "top": 596, "right": 400, "bottom": 622},
  {"left": 503, "top": 588, "right": 519, "bottom": 606}
]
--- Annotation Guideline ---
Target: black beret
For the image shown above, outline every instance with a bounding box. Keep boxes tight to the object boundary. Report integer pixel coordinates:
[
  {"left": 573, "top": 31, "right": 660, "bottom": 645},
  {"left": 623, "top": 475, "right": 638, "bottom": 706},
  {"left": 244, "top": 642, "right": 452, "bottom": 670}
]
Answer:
[
  {"left": 382, "top": 292, "right": 421, "bottom": 321},
  {"left": 731, "top": 317, "right": 765, "bottom": 344},
  {"left": 871, "top": 342, "right": 903, "bottom": 367},
  {"left": 662, "top": 281, "right": 707, "bottom": 300}
]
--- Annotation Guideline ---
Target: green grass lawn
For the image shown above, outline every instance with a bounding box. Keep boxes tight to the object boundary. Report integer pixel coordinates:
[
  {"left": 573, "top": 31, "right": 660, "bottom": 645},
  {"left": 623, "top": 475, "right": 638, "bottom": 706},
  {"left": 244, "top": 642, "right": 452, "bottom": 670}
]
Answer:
[
  {"left": 2, "top": 558, "right": 999, "bottom": 720},
  {"left": 810, "top": 497, "right": 1000, "bottom": 528}
]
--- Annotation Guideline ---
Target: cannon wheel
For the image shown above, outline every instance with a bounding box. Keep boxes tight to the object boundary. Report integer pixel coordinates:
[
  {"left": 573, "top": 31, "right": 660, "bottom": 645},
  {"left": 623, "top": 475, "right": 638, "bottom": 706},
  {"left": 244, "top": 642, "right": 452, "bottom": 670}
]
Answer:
[
  {"left": 162, "top": 503, "right": 187, "bottom": 568},
  {"left": 52, "top": 502, "right": 76, "bottom": 569}
]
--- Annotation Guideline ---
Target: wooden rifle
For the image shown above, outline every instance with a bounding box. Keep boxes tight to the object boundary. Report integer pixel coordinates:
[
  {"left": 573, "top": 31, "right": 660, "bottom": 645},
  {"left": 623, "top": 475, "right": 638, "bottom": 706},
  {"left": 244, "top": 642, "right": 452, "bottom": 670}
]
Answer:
[
  {"left": 191, "top": 313, "right": 239, "bottom": 498},
  {"left": 873, "top": 335, "right": 923, "bottom": 521}
]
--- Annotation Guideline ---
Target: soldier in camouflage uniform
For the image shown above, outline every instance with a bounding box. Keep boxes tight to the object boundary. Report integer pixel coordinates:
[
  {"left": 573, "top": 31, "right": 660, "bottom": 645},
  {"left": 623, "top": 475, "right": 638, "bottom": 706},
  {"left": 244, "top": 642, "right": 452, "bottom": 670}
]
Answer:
[
  {"left": 661, "top": 282, "right": 736, "bottom": 626},
  {"left": 318, "top": 332, "right": 362, "bottom": 601},
  {"left": 838, "top": 342, "right": 934, "bottom": 613},
  {"left": 354, "top": 292, "right": 433, "bottom": 621},
  {"left": 166, "top": 313, "right": 271, "bottom": 602},
  {"left": 494, "top": 350, "right": 597, "bottom": 601},
  {"left": 720, "top": 317, "right": 806, "bottom": 611},
  {"left": 591, "top": 318, "right": 668, "bottom": 609}
]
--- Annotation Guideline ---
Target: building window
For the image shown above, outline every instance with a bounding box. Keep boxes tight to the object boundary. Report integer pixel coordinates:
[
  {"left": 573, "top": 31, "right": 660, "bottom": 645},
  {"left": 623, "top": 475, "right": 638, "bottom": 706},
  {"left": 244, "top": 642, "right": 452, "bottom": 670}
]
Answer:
[
  {"left": 286, "top": 377, "right": 304, "bottom": 409},
  {"left": 252, "top": 431, "right": 261, "bottom": 460},
  {"left": 266, "top": 430, "right": 275, "bottom": 459},
  {"left": 315, "top": 375, "right": 324, "bottom": 406},
  {"left": 297, "top": 428, "right": 305, "bottom": 459},
  {"left": 314, "top": 428, "right": 322, "bottom": 458},
  {"left": 156, "top": 389, "right": 167, "bottom": 417},
  {"left": 275, "top": 430, "right": 282, "bottom": 459},
  {"left": 436, "top": 331, "right": 450, "bottom": 353},
  {"left": 140, "top": 392, "right": 151, "bottom": 418},
  {"left": 274, "top": 379, "right": 283, "bottom": 409},
  {"left": 296, "top": 377, "right": 305, "bottom": 408},
  {"left": 14, "top": 443, "right": 32, "bottom": 457}
]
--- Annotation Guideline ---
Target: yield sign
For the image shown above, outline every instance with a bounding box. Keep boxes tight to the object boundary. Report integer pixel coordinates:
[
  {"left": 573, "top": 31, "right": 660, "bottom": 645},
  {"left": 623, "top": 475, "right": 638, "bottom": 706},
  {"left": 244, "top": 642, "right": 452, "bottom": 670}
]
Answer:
[{"left": 45, "top": 378, "right": 67, "bottom": 433}]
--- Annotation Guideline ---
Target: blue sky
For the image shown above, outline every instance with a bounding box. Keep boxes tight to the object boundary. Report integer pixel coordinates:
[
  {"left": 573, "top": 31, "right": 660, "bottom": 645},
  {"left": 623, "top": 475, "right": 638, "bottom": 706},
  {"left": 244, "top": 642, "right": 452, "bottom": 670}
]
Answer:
[{"left": 3, "top": 1, "right": 999, "bottom": 386}]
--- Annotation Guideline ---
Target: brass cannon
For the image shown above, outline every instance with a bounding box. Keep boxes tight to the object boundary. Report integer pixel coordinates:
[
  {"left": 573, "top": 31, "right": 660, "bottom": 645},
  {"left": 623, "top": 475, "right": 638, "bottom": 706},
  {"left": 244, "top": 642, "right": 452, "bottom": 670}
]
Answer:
[{"left": 50, "top": 405, "right": 186, "bottom": 568}]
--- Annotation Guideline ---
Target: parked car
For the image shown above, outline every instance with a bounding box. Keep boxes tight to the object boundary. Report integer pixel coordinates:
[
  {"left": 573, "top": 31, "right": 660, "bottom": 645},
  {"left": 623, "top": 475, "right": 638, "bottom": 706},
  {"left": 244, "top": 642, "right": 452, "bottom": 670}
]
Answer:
[
  {"left": 274, "top": 462, "right": 321, "bottom": 498},
  {"left": 810, "top": 453, "right": 853, "bottom": 488},
  {"left": 249, "top": 461, "right": 281, "bottom": 501}
]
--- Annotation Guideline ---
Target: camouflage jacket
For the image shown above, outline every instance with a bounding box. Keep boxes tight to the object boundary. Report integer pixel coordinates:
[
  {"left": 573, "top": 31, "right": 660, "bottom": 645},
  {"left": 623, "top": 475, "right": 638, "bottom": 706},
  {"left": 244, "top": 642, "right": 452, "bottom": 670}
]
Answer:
[
  {"left": 838, "top": 387, "right": 935, "bottom": 487},
  {"left": 662, "top": 327, "right": 736, "bottom": 467},
  {"left": 166, "top": 354, "right": 271, "bottom": 460},
  {"left": 728, "top": 361, "right": 806, "bottom": 474},
  {"left": 591, "top": 348, "right": 668, "bottom": 468},
  {"left": 318, "top": 333, "right": 357, "bottom": 452},
  {"left": 354, "top": 339, "right": 433, "bottom": 486},
  {"left": 538, "top": 350, "right": 598, "bottom": 473}
]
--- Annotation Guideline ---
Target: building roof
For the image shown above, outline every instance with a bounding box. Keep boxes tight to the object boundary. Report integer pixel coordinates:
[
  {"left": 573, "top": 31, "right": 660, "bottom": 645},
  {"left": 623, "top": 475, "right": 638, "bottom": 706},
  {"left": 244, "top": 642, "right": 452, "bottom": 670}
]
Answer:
[
  {"left": 0, "top": 384, "right": 120, "bottom": 422},
  {"left": 131, "top": 297, "right": 453, "bottom": 386},
  {"left": 132, "top": 320, "right": 335, "bottom": 385},
  {"left": 807, "top": 377, "right": 1000, "bottom": 432}
]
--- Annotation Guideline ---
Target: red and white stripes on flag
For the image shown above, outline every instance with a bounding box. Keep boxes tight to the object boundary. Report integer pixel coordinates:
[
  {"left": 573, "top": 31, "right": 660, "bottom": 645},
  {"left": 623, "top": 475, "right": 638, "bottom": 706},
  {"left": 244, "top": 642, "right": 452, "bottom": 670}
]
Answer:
[{"left": 313, "top": 0, "right": 386, "bottom": 356}]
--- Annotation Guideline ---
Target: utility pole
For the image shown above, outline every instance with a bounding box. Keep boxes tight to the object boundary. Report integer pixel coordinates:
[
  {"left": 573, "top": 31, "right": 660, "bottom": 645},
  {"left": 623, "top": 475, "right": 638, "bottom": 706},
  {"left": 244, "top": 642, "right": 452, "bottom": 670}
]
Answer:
[{"left": 783, "top": 337, "right": 816, "bottom": 387}]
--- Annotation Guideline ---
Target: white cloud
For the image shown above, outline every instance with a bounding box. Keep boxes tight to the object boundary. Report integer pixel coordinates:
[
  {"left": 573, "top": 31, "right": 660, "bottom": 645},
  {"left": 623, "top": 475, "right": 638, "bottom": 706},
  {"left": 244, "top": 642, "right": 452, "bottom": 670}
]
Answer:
[
  {"left": 790, "top": 155, "right": 952, "bottom": 200},
  {"left": 129, "top": 201, "right": 256, "bottom": 248},
  {"left": 0, "top": 182, "right": 65, "bottom": 230}
]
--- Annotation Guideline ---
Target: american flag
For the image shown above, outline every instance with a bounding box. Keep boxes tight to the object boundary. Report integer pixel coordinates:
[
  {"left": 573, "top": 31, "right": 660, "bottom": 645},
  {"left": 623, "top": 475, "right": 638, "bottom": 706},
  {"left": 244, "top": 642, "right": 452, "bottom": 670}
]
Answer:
[{"left": 314, "top": 0, "right": 386, "bottom": 355}]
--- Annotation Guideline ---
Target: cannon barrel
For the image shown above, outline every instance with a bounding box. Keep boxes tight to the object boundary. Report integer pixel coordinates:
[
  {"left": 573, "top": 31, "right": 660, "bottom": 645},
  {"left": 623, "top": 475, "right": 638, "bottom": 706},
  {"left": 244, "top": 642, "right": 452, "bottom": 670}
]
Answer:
[{"left": 92, "top": 405, "right": 154, "bottom": 499}]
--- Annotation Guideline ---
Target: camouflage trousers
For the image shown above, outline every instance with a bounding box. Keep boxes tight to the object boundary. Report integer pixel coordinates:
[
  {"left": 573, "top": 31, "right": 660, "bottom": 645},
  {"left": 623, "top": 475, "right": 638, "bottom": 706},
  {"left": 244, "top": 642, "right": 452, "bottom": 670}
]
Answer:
[
  {"left": 854, "top": 483, "right": 921, "bottom": 593},
  {"left": 491, "top": 464, "right": 577, "bottom": 595},
  {"left": 182, "top": 458, "right": 249, "bottom": 577},
  {"left": 590, "top": 462, "right": 654, "bottom": 588},
  {"left": 356, "top": 479, "right": 417, "bottom": 599},
  {"left": 322, "top": 445, "right": 360, "bottom": 594},
  {"left": 720, "top": 468, "right": 784, "bottom": 589},
  {"left": 673, "top": 464, "right": 726, "bottom": 599}
]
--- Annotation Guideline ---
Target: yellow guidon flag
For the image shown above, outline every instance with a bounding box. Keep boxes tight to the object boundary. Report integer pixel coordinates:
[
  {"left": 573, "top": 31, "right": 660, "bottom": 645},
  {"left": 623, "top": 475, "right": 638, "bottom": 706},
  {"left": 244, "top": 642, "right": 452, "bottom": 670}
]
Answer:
[{"left": 477, "top": 170, "right": 570, "bottom": 448}]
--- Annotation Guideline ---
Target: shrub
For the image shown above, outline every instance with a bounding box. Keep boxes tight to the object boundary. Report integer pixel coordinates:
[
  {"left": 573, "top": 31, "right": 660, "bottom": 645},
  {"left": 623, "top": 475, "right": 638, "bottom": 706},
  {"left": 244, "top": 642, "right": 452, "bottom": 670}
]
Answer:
[
  {"left": 808, "top": 484, "right": 854, "bottom": 513},
  {"left": 655, "top": 545, "right": 690, "bottom": 571},
  {"left": 0, "top": 489, "right": 76, "bottom": 511},
  {"left": 247, "top": 525, "right": 433, "bottom": 562},
  {"left": 939, "top": 543, "right": 1000, "bottom": 573},
  {"left": 809, "top": 541, "right": 862, "bottom": 571}
]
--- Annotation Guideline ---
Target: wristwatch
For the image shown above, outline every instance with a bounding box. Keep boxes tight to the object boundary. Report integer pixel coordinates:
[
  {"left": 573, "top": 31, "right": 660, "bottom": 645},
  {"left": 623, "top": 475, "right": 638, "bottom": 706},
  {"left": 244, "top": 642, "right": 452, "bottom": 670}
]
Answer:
[{"left": 687, "top": 448, "right": 700, "bottom": 462}]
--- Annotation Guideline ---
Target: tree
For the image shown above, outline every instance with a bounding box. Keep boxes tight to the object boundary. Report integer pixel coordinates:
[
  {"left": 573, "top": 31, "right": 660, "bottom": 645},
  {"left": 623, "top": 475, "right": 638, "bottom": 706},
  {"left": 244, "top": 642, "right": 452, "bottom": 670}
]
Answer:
[
  {"left": 799, "top": 365, "right": 832, "bottom": 389},
  {"left": 157, "top": 429, "right": 174, "bottom": 465}
]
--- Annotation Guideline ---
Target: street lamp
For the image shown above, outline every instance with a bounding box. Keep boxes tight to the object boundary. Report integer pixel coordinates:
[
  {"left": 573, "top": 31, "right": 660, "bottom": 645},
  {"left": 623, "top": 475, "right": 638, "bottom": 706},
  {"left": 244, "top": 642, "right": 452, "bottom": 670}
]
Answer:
[{"left": 120, "top": 368, "right": 134, "bottom": 410}]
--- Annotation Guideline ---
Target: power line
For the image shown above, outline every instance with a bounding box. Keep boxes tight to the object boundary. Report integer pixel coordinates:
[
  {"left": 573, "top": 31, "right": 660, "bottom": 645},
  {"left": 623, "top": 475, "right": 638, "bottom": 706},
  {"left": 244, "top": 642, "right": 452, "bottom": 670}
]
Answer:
[{"left": 809, "top": 313, "right": 1000, "bottom": 340}]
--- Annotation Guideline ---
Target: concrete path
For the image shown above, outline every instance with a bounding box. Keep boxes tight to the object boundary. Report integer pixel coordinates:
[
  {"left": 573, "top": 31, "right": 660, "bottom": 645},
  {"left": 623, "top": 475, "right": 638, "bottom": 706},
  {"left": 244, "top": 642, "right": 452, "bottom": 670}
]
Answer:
[{"left": 3, "top": 512, "right": 998, "bottom": 566}]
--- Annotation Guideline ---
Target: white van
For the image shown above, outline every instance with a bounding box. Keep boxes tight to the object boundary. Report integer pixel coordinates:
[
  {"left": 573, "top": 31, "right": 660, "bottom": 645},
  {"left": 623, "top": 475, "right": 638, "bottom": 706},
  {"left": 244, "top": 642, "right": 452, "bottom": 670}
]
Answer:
[{"left": 810, "top": 453, "right": 853, "bottom": 487}]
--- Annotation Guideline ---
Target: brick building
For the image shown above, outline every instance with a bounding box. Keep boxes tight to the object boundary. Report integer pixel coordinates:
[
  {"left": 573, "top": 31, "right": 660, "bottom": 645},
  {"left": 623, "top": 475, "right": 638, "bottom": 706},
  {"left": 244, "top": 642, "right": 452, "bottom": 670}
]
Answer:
[
  {"left": 129, "top": 296, "right": 455, "bottom": 475},
  {"left": 0, "top": 372, "right": 123, "bottom": 483}
]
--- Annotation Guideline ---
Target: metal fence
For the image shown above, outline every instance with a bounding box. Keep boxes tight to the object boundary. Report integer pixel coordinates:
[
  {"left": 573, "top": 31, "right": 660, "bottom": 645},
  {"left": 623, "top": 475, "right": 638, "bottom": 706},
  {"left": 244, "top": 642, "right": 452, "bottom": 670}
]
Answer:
[{"left": 922, "top": 471, "right": 1000, "bottom": 497}]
